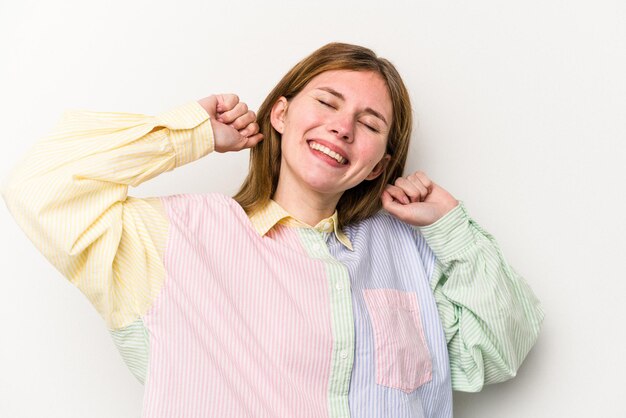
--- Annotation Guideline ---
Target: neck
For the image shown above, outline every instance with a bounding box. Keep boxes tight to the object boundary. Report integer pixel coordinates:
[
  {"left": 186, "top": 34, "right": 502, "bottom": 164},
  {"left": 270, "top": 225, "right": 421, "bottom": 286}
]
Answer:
[{"left": 272, "top": 177, "right": 342, "bottom": 227}]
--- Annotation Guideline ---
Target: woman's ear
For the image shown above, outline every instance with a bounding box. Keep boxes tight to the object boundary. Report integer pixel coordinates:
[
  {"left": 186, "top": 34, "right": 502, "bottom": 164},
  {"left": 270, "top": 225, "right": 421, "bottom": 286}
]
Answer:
[
  {"left": 270, "top": 97, "right": 289, "bottom": 134},
  {"left": 365, "top": 154, "right": 391, "bottom": 181}
]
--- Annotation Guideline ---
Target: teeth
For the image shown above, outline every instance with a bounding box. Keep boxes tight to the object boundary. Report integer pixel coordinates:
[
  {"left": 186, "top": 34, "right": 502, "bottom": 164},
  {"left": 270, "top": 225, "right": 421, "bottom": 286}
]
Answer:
[{"left": 309, "top": 142, "right": 347, "bottom": 164}]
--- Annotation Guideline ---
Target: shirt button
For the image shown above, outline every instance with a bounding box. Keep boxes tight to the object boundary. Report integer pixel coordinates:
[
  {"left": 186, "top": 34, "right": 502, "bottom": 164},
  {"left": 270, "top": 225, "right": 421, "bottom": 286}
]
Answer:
[
  {"left": 336, "top": 281, "right": 344, "bottom": 291},
  {"left": 340, "top": 349, "right": 348, "bottom": 359},
  {"left": 322, "top": 221, "right": 331, "bottom": 231}
]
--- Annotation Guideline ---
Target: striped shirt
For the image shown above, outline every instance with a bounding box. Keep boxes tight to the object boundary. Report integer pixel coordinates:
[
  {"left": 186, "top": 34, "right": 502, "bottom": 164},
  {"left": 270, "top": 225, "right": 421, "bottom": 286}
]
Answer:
[{"left": 1, "top": 101, "right": 544, "bottom": 418}]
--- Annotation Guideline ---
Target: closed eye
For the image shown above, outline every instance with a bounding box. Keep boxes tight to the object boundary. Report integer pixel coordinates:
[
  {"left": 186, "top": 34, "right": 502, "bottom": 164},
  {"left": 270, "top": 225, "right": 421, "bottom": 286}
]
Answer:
[
  {"left": 360, "top": 121, "right": 379, "bottom": 133},
  {"left": 317, "top": 99, "right": 336, "bottom": 109}
]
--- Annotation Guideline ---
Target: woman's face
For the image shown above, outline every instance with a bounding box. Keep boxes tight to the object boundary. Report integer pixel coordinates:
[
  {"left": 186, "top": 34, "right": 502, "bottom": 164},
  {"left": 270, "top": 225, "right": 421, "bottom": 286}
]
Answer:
[{"left": 271, "top": 70, "right": 393, "bottom": 200}]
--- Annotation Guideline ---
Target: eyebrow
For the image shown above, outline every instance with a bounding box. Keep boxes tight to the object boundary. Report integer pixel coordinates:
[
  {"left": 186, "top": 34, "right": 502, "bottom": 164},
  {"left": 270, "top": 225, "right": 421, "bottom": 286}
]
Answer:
[{"left": 316, "top": 87, "right": 389, "bottom": 126}]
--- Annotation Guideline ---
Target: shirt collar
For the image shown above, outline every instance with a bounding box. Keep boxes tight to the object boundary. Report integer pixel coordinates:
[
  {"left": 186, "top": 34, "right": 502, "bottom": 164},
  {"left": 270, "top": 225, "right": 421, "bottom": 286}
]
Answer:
[{"left": 249, "top": 199, "right": 354, "bottom": 251}]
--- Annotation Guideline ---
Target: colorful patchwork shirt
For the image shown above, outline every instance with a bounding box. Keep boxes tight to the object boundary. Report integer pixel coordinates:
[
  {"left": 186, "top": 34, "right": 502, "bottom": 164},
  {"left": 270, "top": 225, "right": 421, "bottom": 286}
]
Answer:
[{"left": 2, "top": 101, "right": 544, "bottom": 418}]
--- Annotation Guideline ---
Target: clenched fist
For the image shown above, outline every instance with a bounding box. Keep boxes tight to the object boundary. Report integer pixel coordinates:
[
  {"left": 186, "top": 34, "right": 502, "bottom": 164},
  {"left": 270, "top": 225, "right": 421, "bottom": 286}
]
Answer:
[
  {"left": 381, "top": 171, "right": 459, "bottom": 227},
  {"left": 197, "top": 94, "right": 264, "bottom": 153}
]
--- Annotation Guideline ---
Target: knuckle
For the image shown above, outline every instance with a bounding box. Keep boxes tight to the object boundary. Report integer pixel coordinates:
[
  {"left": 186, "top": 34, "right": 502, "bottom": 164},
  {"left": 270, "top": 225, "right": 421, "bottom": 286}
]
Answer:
[
  {"left": 418, "top": 172, "right": 431, "bottom": 183},
  {"left": 223, "top": 95, "right": 238, "bottom": 108}
]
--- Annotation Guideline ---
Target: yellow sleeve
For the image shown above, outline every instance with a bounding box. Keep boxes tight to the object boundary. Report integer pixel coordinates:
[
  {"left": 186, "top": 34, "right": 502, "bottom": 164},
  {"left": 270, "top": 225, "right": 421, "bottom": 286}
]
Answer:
[{"left": 1, "top": 101, "right": 214, "bottom": 329}]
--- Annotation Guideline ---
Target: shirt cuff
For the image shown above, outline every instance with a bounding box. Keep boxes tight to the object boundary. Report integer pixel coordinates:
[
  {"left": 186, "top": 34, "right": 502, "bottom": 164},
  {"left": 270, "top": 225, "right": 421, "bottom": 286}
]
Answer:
[
  {"left": 154, "top": 101, "right": 215, "bottom": 167},
  {"left": 416, "top": 201, "right": 477, "bottom": 261}
]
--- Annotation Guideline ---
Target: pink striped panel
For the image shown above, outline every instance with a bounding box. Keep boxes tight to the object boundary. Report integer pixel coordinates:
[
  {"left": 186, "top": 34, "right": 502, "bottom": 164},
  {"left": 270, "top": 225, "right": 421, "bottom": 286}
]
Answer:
[
  {"left": 142, "top": 194, "right": 333, "bottom": 417},
  {"left": 363, "top": 288, "right": 432, "bottom": 393}
]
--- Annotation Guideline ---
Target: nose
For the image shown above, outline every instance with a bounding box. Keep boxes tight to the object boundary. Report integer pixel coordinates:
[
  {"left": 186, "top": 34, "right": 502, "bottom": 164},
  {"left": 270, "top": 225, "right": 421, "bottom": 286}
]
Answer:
[{"left": 328, "top": 113, "right": 354, "bottom": 142}]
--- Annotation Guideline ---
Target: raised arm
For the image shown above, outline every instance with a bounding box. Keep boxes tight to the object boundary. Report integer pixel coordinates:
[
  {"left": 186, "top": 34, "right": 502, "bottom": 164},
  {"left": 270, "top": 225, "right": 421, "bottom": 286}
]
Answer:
[
  {"left": 382, "top": 170, "right": 544, "bottom": 391},
  {"left": 1, "top": 96, "right": 261, "bottom": 331},
  {"left": 417, "top": 203, "right": 544, "bottom": 391}
]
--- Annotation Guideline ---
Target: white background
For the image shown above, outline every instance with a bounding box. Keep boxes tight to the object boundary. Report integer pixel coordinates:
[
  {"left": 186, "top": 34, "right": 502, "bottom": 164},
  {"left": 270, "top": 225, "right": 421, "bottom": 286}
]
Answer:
[{"left": 1, "top": 1, "right": 625, "bottom": 417}]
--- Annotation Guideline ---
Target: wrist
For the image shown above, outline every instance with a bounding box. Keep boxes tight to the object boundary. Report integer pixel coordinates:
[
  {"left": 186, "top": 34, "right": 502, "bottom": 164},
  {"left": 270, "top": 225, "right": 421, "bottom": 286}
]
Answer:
[{"left": 417, "top": 201, "right": 475, "bottom": 260}]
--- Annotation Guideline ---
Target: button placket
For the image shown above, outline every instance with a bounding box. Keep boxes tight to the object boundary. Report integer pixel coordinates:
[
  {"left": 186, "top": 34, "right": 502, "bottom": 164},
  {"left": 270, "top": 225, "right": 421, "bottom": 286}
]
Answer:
[{"left": 298, "top": 228, "right": 354, "bottom": 417}]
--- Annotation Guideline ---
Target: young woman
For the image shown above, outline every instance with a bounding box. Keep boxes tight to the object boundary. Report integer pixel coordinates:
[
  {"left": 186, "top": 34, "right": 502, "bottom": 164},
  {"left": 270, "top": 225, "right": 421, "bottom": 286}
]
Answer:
[{"left": 2, "top": 43, "right": 543, "bottom": 418}]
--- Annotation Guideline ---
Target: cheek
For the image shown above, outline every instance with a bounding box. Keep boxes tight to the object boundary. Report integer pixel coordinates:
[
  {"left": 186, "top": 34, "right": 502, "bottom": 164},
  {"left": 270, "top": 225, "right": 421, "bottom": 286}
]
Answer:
[
  {"left": 285, "top": 108, "right": 325, "bottom": 134},
  {"left": 362, "top": 142, "right": 387, "bottom": 165}
]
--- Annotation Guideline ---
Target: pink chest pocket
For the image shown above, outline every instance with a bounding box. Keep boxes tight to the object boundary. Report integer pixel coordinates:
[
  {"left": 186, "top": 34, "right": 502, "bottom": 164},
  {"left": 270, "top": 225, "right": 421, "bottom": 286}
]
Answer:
[{"left": 363, "top": 288, "right": 433, "bottom": 393}]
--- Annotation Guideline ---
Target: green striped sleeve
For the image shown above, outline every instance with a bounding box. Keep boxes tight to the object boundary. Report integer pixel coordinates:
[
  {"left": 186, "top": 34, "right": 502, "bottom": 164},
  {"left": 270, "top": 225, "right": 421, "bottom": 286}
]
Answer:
[
  {"left": 417, "top": 201, "right": 544, "bottom": 392},
  {"left": 110, "top": 318, "right": 150, "bottom": 384}
]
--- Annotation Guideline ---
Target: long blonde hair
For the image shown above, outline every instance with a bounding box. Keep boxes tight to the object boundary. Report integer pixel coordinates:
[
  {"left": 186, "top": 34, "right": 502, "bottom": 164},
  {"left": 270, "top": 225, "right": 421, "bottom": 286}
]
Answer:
[{"left": 233, "top": 42, "right": 412, "bottom": 227}]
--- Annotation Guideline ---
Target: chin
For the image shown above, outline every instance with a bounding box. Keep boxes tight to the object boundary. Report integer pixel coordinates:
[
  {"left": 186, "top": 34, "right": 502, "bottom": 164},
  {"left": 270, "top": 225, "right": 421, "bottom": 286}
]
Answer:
[
  {"left": 302, "top": 174, "right": 344, "bottom": 196},
  {"left": 308, "top": 182, "right": 343, "bottom": 196}
]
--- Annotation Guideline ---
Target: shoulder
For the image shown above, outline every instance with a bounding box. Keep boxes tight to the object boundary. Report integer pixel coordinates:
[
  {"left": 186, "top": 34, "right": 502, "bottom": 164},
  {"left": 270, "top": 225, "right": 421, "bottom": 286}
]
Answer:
[
  {"left": 158, "top": 192, "right": 248, "bottom": 222},
  {"left": 343, "top": 211, "right": 435, "bottom": 269},
  {"left": 345, "top": 210, "right": 426, "bottom": 244}
]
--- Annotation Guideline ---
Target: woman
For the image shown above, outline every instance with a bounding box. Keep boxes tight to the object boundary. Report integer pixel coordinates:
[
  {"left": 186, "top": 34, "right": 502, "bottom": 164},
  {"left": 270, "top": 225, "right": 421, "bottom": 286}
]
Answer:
[{"left": 2, "top": 43, "right": 543, "bottom": 417}]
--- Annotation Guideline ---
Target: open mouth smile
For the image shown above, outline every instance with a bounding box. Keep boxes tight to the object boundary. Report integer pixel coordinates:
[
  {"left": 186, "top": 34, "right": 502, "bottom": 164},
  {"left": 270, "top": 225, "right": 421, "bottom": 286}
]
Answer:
[{"left": 307, "top": 140, "right": 349, "bottom": 165}]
